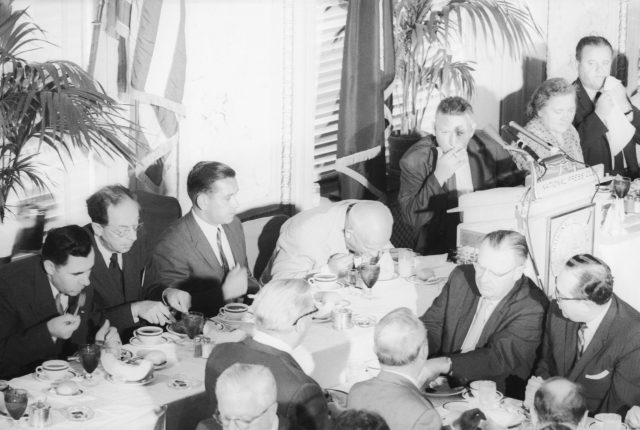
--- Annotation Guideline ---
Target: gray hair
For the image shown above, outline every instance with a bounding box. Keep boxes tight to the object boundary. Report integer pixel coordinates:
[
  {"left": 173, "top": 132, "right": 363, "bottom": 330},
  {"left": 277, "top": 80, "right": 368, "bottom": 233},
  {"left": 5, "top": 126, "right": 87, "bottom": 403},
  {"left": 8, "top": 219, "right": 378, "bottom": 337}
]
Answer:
[
  {"left": 215, "top": 363, "right": 277, "bottom": 406},
  {"left": 482, "top": 230, "right": 529, "bottom": 263},
  {"left": 564, "top": 254, "right": 613, "bottom": 305},
  {"left": 374, "top": 307, "right": 427, "bottom": 366},
  {"left": 534, "top": 377, "right": 586, "bottom": 426},
  {"left": 253, "top": 279, "right": 313, "bottom": 331}
]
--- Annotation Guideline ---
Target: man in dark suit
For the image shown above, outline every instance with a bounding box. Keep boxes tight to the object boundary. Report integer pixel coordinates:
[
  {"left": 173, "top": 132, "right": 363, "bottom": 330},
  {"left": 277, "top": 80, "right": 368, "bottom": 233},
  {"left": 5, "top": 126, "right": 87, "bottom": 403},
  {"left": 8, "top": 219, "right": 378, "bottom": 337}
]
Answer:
[
  {"left": 421, "top": 230, "right": 548, "bottom": 398},
  {"left": 205, "top": 279, "right": 330, "bottom": 430},
  {"left": 0, "top": 225, "right": 119, "bottom": 379},
  {"left": 197, "top": 363, "right": 289, "bottom": 430},
  {"left": 85, "top": 185, "right": 173, "bottom": 335},
  {"left": 572, "top": 36, "right": 640, "bottom": 178},
  {"left": 531, "top": 378, "right": 588, "bottom": 430},
  {"left": 145, "top": 161, "right": 258, "bottom": 317},
  {"left": 529, "top": 254, "right": 640, "bottom": 415},
  {"left": 348, "top": 307, "right": 441, "bottom": 430},
  {"left": 398, "top": 97, "right": 524, "bottom": 255}
]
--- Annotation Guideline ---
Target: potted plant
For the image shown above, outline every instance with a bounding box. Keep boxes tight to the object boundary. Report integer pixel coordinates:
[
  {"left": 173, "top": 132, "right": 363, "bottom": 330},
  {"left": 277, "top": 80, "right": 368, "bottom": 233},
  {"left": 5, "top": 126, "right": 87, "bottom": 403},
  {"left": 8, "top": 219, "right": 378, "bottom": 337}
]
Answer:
[
  {"left": 388, "top": 0, "right": 540, "bottom": 174},
  {"left": 0, "top": 8, "right": 135, "bottom": 261}
]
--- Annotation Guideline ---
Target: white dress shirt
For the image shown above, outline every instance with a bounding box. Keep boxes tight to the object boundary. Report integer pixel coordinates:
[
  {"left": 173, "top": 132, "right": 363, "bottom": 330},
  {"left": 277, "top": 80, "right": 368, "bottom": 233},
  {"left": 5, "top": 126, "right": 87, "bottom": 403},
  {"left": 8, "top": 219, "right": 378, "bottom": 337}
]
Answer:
[
  {"left": 50, "top": 282, "right": 68, "bottom": 342},
  {"left": 455, "top": 152, "right": 474, "bottom": 196},
  {"left": 460, "top": 296, "right": 501, "bottom": 353},
  {"left": 581, "top": 300, "right": 612, "bottom": 351},
  {"left": 94, "top": 234, "right": 122, "bottom": 269},
  {"left": 192, "top": 211, "right": 236, "bottom": 269}
]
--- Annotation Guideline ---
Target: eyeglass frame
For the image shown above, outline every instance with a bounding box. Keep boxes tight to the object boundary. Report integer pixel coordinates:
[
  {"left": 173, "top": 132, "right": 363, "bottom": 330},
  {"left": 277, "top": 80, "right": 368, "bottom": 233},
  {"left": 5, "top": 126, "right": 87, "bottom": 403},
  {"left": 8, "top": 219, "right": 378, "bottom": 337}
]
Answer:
[
  {"left": 103, "top": 223, "right": 144, "bottom": 238},
  {"left": 472, "top": 261, "right": 522, "bottom": 279},
  {"left": 291, "top": 306, "right": 319, "bottom": 326},
  {"left": 213, "top": 401, "right": 276, "bottom": 429},
  {"left": 553, "top": 277, "right": 587, "bottom": 302}
]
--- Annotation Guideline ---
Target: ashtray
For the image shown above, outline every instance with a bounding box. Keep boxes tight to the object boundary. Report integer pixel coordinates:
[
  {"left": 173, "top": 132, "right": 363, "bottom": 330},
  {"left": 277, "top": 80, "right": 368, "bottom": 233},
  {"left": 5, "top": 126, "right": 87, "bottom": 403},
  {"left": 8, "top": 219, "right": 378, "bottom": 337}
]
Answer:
[
  {"left": 64, "top": 405, "right": 94, "bottom": 421},
  {"left": 352, "top": 315, "right": 377, "bottom": 328},
  {"left": 167, "top": 374, "right": 201, "bottom": 390}
]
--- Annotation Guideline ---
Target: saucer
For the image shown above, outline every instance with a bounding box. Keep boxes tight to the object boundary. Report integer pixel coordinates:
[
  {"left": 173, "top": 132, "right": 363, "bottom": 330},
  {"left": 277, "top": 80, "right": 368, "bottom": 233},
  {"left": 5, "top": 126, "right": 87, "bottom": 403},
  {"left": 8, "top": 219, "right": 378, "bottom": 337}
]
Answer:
[
  {"left": 129, "top": 335, "right": 170, "bottom": 347},
  {"left": 588, "top": 422, "right": 629, "bottom": 430},
  {"left": 312, "top": 315, "right": 332, "bottom": 324},
  {"left": 408, "top": 275, "right": 446, "bottom": 285},
  {"left": 33, "top": 370, "right": 75, "bottom": 383},
  {"left": 64, "top": 406, "right": 94, "bottom": 421},
  {"left": 462, "top": 390, "right": 504, "bottom": 404},
  {"left": 47, "top": 386, "right": 84, "bottom": 397},
  {"left": 424, "top": 384, "right": 466, "bottom": 397},
  {"left": 105, "top": 372, "right": 154, "bottom": 386}
]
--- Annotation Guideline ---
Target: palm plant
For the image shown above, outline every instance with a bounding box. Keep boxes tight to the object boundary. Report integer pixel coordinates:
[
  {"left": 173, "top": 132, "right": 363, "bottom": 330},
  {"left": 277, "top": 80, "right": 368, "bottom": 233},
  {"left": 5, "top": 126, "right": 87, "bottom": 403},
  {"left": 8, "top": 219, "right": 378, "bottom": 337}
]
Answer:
[
  {"left": 394, "top": 0, "right": 541, "bottom": 136},
  {"left": 0, "top": 8, "right": 135, "bottom": 222}
]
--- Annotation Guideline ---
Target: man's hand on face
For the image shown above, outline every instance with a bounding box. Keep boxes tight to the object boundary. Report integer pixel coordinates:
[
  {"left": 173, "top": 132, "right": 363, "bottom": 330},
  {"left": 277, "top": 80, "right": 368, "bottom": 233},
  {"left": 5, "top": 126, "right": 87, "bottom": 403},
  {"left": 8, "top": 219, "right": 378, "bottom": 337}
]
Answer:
[
  {"left": 434, "top": 148, "right": 466, "bottom": 185},
  {"left": 47, "top": 314, "right": 81, "bottom": 340},
  {"left": 327, "top": 253, "right": 354, "bottom": 276},
  {"left": 222, "top": 265, "right": 248, "bottom": 300}
]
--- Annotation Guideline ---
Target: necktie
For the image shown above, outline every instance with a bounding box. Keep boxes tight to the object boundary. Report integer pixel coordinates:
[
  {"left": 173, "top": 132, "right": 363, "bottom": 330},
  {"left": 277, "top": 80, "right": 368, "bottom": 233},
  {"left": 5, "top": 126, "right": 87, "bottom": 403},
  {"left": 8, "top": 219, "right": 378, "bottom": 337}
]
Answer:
[
  {"left": 460, "top": 297, "right": 494, "bottom": 353},
  {"left": 55, "top": 293, "right": 65, "bottom": 315},
  {"left": 217, "top": 227, "right": 230, "bottom": 275},
  {"left": 576, "top": 323, "right": 587, "bottom": 361},
  {"left": 109, "top": 253, "right": 125, "bottom": 296}
]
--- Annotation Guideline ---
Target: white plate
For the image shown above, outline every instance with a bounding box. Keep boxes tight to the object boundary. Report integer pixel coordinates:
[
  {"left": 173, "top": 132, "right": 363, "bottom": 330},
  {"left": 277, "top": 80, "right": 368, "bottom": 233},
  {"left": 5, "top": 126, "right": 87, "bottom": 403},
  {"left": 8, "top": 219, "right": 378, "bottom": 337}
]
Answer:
[
  {"left": 408, "top": 275, "right": 445, "bottom": 285},
  {"left": 105, "top": 372, "right": 154, "bottom": 386},
  {"left": 135, "top": 351, "right": 169, "bottom": 370},
  {"left": 424, "top": 385, "right": 466, "bottom": 397},
  {"left": 64, "top": 406, "right": 94, "bottom": 422},
  {"left": 33, "top": 370, "right": 76, "bottom": 383},
  {"left": 166, "top": 323, "right": 188, "bottom": 337},
  {"left": 461, "top": 390, "right": 504, "bottom": 404},
  {"left": 129, "top": 336, "right": 170, "bottom": 347},
  {"left": 47, "top": 386, "right": 84, "bottom": 397}
]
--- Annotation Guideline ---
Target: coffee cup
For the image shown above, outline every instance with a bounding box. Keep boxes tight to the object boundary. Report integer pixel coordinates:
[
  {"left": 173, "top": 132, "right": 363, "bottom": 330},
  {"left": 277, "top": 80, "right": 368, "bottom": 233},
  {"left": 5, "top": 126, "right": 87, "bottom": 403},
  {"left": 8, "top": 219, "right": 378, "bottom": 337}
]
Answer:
[
  {"left": 135, "top": 326, "right": 164, "bottom": 345},
  {"left": 219, "top": 303, "right": 249, "bottom": 321},
  {"left": 595, "top": 413, "right": 624, "bottom": 430},
  {"left": 308, "top": 273, "right": 338, "bottom": 290},
  {"left": 35, "top": 360, "right": 70, "bottom": 381},
  {"left": 470, "top": 380, "right": 498, "bottom": 408}
]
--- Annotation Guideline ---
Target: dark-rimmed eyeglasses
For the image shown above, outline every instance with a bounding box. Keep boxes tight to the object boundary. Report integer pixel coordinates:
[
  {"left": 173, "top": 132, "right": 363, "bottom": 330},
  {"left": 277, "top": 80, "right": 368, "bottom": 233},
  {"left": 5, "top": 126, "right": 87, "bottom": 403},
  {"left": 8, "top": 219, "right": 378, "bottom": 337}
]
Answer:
[
  {"left": 292, "top": 306, "right": 319, "bottom": 326},
  {"left": 554, "top": 277, "right": 586, "bottom": 302},
  {"left": 104, "top": 223, "right": 144, "bottom": 238},
  {"left": 213, "top": 401, "right": 275, "bottom": 429}
]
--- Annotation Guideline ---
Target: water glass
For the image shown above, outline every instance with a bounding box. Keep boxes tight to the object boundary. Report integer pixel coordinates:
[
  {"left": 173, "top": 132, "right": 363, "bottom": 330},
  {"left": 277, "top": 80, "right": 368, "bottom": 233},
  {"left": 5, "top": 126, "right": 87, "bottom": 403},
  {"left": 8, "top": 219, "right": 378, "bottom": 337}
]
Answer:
[
  {"left": 595, "top": 413, "right": 622, "bottom": 430},
  {"left": 79, "top": 344, "right": 101, "bottom": 386},
  {"left": 4, "top": 388, "right": 28, "bottom": 423},
  {"left": 475, "top": 380, "right": 497, "bottom": 409},
  {"left": 183, "top": 311, "right": 205, "bottom": 340},
  {"left": 397, "top": 248, "right": 414, "bottom": 277}
]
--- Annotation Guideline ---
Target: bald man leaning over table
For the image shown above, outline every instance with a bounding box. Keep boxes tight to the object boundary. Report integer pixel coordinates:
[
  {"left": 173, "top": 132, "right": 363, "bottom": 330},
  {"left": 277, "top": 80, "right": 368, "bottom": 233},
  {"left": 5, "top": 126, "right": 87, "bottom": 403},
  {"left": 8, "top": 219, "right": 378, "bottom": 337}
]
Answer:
[
  {"left": 421, "top": 230, "right": 548, "bottom": 399},
  {"left": 262, "top": 200, "right": 393, "bottom": 283}
]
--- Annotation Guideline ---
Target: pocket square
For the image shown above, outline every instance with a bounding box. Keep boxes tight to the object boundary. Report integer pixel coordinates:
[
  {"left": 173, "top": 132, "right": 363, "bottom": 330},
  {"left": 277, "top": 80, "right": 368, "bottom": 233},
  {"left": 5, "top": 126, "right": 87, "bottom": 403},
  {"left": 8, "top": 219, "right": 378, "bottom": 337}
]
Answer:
[{"left": 585, "top": 370, "right": 610, "bottom": 380}]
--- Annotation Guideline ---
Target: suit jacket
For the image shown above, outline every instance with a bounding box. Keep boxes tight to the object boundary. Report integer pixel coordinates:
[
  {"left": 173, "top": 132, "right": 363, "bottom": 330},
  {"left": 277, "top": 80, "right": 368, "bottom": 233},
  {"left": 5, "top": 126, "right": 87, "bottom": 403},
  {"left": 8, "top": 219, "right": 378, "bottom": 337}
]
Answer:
[
  {"left": 573, "top": 79, "right": 640, "bottom": 177},
  {"left": 348, "top": 370, "right": 441, "bottom": 430},
  {"left": 398, "top": 134, "right": 524, "bottom": 255},
  {"left": 421, "top": 265, "right": 548, "bottom": 396},
  {"left": 265, "top": 200, "right": 360, "bottom": 282},
  {"left": 205, "top": 338, "right": 330, "bottom": 430},
  {"left": 0, "top": 256, "right": 99, "bottom": 379},
  {"left": 196, "top": 416, "right": 290, "bottom": 430},
  {"left": 85, "top": 224, "right": 148, "bottom": 333},
  {"left": 536, "top": 296, "right": 640, "bottom": 415},
  {"left": 144, "top": 211, "right": 258, "bottom": 317}
]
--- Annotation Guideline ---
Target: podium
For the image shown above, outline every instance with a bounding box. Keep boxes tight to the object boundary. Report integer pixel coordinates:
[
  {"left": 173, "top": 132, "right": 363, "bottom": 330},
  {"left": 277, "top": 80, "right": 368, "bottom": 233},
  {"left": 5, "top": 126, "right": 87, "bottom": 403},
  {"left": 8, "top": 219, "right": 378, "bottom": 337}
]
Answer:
[{"left": 453, "top": 165, "right": 602, "bottom": 294}]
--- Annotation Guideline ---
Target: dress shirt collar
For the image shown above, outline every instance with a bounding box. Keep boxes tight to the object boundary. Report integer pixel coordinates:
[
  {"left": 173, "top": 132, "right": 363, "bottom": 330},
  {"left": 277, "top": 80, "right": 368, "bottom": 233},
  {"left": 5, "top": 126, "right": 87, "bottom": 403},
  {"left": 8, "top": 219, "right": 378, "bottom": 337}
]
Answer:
[
  {"left": 582, "top": 299, "right": 612, "bottom": 349},
  {"left": 584, "top": 86, "right": 600, "bottom": 103},
  {"left": 94, "top": 233, "right": 122, "bottom": 268},
  {"left": 192, "top": 209, "right": 222, "bottom": 232},
  {"left": 49, "top": 281, "right": 68, "bottom": 312},
  {"left": 253, "top": 330, "right": 294, "bottom": 356},
  {"left": 382, "top": 368, "right": 420, "bottom": 389}
]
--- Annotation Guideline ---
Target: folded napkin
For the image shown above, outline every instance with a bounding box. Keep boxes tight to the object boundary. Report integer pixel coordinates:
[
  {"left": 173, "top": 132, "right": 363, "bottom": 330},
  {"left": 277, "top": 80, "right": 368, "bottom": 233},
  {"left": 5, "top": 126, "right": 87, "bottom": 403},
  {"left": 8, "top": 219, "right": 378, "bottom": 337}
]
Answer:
[{"left": 378, "top": 250, "right": 395, "bottom": 280}]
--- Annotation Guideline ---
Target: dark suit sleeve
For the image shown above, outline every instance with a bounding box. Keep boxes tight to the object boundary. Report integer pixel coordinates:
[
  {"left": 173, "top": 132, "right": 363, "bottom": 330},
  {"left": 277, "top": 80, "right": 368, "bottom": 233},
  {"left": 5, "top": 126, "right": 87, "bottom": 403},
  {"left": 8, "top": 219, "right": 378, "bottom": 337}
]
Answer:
[
  {"left": 289, "top": 382, "right": 331, "bottom": 430},
  {"left": 0, "top": 289, "right": 57, "bottom": 378},
  {"left": 602, "top": 331, "right": 640, "bottom": 415},
  {"left": 421, "top": 276, "right": 452, "bottom": 356},
  {"left": 490, "top": 139, "right": 525, "bottom": 187},
  {"left": 143, "top": 233, "right": 190, "bottom": 300},
  {"left": 101, "top": 304, "right": 135, "bottom": 330},
  {"left": 449, "top": 291, "right": 546, "bottom": 384},
  {"left": 573, "top": 101, "right": 608, "bottom": 159},
  {"left": 534, "top": 303, "right": 557, "bottom": 379}
]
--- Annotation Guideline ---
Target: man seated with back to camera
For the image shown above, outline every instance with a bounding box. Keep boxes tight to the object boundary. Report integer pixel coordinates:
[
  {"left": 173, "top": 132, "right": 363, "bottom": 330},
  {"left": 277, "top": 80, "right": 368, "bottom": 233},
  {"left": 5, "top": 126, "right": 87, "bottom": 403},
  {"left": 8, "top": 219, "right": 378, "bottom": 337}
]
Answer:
[
  {"left": 398, "top": 96, "right": 524, "bottom": 256},
  {"left": 421, "top": 230, "right": 548, "bottom": 399},
  {"left": 0, "top": 225, "right": 120, "bottom": 379},
  {"left": 530, "top": 377, "right": 588, "bottom": 430},
  {"left": 528, "top": 254, "right": 640, "bottom": 415}
]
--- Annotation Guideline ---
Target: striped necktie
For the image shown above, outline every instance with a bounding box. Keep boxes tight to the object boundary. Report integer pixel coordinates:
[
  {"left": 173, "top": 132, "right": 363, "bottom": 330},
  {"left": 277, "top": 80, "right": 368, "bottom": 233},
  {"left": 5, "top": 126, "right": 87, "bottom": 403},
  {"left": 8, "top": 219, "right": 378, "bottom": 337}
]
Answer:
[
  {"left": 217, "top": 226, "right": 230, "bottom": 275},
  {"left": 576, "top": 323, "right": 587, "bottom": 361}
]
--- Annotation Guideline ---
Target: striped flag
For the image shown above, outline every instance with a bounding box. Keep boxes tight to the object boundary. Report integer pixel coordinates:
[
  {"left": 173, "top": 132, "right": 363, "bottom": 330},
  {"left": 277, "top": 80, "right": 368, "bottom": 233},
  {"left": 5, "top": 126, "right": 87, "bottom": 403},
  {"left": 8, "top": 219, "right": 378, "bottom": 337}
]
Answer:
[{"left": 335, "top": 0, "right": 395, "bottom": 200}]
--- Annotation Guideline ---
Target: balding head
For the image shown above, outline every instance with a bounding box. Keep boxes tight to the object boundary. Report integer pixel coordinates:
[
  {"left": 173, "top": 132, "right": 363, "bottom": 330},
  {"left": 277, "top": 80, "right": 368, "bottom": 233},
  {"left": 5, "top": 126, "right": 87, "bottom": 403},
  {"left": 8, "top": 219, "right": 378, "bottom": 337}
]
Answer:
[
  {"left": 345, "top": 201, "right": 393, "bottom": 255},
  {"left": 534, "top": 377, "right": 587, "bottom": 428},
  {"left": 215, "top": 363, "right": 278, "bottom": 430},
  {"left": 375, "top": 307, "right": 427, "bottom": 367}
]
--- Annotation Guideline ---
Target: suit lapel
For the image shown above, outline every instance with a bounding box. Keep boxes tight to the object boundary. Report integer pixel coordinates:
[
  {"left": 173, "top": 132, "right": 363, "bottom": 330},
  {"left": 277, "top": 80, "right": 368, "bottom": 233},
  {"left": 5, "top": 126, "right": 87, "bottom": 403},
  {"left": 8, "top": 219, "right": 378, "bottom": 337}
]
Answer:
[
  {"left": 122, "top": 247, "right": 143, "bottom": 301},
  {"left": 467, "top": 138, "right": 483, "bottom": 190},
  {"left": 185, "top": 211, "right": 223, "bottom": 274},
  {"left": 575, "top": 79, "right": 595, "bottom": 119},
  {"left": 451, "top": 275, "right": 480, "bottom": 352},
  {"left": 223, "top": 221, "right": 242, "bottom": 267},
  {"left": 568, "top": 298, "right": 617, "bottom": 380},
  {"left": 476, "top": 278, "right": 523, "bottom": 346}
]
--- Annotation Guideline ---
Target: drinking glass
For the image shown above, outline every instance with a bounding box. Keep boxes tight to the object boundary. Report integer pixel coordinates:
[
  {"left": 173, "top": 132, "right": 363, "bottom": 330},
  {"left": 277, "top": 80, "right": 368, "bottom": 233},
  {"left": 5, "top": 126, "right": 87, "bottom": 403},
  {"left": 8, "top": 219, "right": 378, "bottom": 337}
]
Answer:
[
  {"left": 476, "top": 380, "right": 498, "bottom": 409},
  {"left": 79, "top": 344, "right": 101, "bottom": 386},
  {"left": 4, "top": 388, "right": 28, "bottom": 424},
  {"left": 358, "top": 255, "right": 380, "bottom": 298},
  {"left": 183, "top": 311, "right": 205, "bottom": 341},
  {"left": 595, "top": 413, "right": 623, "bottom": 430},
  {"left": 613, "top": 176, "right": 631, "bottom": 199}
]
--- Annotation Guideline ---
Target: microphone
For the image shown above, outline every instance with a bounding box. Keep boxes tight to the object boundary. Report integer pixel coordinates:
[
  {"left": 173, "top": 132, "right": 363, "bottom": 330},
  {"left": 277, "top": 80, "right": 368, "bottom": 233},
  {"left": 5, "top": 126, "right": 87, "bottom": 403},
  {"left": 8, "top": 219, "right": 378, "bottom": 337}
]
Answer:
[
  {"left": 481, "top": 126, "right": 535, "bottom": 161},
  {"left": 508, "top": 121, "right": 554, "bottom": 151},
  {"left": 501, "top": 126, "right": 540, "bottom": 161}
]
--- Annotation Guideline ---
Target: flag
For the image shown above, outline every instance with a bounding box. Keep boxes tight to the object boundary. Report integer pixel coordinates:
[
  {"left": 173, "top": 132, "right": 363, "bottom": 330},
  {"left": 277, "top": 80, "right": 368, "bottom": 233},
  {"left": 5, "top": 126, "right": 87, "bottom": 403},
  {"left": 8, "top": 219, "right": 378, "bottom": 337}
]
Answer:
[{"left": 335, "top": 0, "right": 395, "bottom": 200}]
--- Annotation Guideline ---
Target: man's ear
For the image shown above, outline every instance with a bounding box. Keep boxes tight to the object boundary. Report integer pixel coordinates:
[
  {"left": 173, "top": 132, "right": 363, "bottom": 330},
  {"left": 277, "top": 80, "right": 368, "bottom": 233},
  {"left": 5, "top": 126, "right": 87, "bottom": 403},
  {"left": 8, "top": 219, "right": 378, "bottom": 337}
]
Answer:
[
  {"left": 43, "top": 260, "right": 56, "bottom": 276},
  {"left": 195, "top": 193, "right": 207, "bottom": 211},
  {"left": 92, "top": 222, "right": 104, "bottom": 236}
]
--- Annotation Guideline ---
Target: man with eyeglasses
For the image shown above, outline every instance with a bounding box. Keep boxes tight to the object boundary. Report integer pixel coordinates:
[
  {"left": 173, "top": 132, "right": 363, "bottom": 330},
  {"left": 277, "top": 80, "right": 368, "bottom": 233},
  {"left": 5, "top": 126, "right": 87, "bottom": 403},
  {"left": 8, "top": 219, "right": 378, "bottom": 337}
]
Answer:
[
  {"left": 262, "top": 200, "right": 393, "bottom": 282},
  {"left": 205, "top": 279, "right": 330, "bottom": 430},
  {"left": 145, "top": 161, "right": 258, "bottom": 317},
  {"left": 527, "top": 254, "right": 640, "bottom": 415},
  {"left": 85, "top": 185, "right": 173, "bottom": 334},
  {"left": 197, "top": 363, "right": 285, "bottom": 430},
  {"left": 421, "top": 230, "right": 548, "bottom": 398}
]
